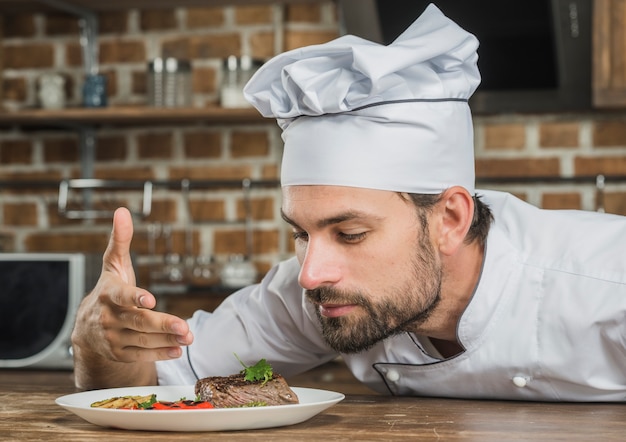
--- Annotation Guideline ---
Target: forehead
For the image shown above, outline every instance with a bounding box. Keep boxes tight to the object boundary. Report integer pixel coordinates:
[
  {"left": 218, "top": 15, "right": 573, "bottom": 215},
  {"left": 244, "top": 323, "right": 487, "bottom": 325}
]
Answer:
[{"left": 281, "top": 185, "right": 407, "bottom": 222}]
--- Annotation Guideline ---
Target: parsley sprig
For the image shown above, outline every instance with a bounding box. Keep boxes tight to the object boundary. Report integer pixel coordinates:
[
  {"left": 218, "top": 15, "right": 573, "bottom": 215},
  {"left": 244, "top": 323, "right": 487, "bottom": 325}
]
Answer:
[{"left": 235, "top": 354, "right": 273, "bottom": 385}]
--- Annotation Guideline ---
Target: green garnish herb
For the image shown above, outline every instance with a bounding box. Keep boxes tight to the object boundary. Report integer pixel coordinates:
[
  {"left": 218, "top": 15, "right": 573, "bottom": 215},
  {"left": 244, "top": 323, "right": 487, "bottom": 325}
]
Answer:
[
  {"left": 239, "top": 401, "right": 268, "bottom": 407},
  {"left": 235, "top": 354, "right": 273, "bottom": 385},
  {"left": 138, "top": 394, "right": 157, "bottom": 409}
]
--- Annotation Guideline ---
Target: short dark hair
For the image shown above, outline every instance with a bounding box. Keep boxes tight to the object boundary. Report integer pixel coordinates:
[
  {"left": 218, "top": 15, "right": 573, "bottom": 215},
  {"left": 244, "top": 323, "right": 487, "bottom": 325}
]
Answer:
[{"left": 404, "top": 192, "right": 493, "bottom": 246}]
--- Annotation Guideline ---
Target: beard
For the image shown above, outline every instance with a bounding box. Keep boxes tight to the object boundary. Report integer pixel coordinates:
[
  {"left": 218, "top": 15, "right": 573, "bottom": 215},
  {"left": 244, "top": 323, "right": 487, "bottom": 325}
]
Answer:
[{"left": 306, "top": 231, "right": 442, "bottom": 354}]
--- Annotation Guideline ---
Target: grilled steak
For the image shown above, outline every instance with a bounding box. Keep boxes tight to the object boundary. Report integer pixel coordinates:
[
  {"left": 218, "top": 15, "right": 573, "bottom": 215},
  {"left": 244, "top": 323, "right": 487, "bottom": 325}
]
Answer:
[{"left": 194, "top": 373, "right": 299, "bottom": 408}]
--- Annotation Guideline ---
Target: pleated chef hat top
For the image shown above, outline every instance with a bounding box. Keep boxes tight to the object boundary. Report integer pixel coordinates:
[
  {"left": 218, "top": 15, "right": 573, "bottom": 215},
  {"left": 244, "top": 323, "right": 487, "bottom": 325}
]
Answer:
[{"left": 243, "top": 4, "right": 480, "bottom": 194}]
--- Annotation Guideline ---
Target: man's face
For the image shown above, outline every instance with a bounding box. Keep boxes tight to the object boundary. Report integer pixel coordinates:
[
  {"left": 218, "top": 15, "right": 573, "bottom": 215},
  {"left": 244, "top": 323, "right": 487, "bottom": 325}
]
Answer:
[{"left": 281, "top": 185, "right": 442, "bottom": 353}]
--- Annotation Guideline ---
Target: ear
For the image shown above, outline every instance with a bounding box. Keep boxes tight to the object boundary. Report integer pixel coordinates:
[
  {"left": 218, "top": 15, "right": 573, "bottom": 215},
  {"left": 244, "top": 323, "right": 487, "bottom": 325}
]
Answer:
[{"left": 435, "top": 186, "right": 474, "bottom": 256}]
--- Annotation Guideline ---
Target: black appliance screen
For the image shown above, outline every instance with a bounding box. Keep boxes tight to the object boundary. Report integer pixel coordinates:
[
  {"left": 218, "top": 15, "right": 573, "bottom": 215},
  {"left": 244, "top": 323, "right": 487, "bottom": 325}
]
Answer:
[
  {"left": 376, "top": 0, "right": 558, "bottom": 90},
  {"left": 0, "top": 261, "right": 69, "bottom": 359}
]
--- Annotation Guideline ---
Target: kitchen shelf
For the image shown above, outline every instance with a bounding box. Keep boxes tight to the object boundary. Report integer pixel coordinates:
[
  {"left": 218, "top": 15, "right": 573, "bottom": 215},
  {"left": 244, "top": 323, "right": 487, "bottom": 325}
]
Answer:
[
  {"left": 0, "top": 106, "right": 269, "bottom": 127},
  {"left": 0, "top": 0, "right": 321, "bottom": 12}
]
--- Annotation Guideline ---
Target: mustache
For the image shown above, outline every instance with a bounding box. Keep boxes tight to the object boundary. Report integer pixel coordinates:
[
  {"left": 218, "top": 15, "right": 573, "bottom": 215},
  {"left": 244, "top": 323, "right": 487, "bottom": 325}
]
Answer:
[{"left": 305, "top": 286, "right": 365, "bottom": 305}]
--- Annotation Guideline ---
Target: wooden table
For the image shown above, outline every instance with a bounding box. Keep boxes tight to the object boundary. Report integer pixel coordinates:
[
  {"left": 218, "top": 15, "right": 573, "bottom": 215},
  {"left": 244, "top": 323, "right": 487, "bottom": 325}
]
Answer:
[{"left": 1, "top": 367, "right": 625, "bottom": 441}]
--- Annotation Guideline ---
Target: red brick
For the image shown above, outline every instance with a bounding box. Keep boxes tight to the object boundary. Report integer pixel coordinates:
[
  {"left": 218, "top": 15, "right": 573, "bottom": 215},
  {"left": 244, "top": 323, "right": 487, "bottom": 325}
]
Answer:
[
  {"left": 261, "top": 164, "right": 279, "bottom": 180},
  {"left": 4, "top": 43, "right": 54, "bottom": 69},
  {"left": 99, "top": 11, "right": 129, "bottom": 34},
  {"left": 169, "top": 165, "right": 253, "bottom": 180},
  {"left": 284, "top": 30, "right": 338, "bottom": 51},
  {"left": 604, "top": 191, "right": 626, "bottom": 216},
  {"left": 136, "top": 133, "right": 174, "bottom": 159},
  {"left": 285, "top": 3, "right": 323, "bottom": 22},
  {"left": 236, "top": 196, "right": 275, "bottom": 221},
  {"left": 140, "top": 9, "right": 177, "bottom": 31},
  {"left": 24, "top": 232, "right": 110, "bottom": 253},
  {"left": 483, "top": 123, "right": 526, "bottom": 150},
  {"left": 65, "top": 42, "right": 83, "bottom": 67},
  {"left": 3, "top": 13, "right": 36, "bottom": 38},
  {"left": 189, "top": 199, "right": 226, "bottom": 222},
  {"left": 131, "top": 70, "right": 147, "bottom": 95},
  {"left": 231, "top": 131, "right": 269, "bottom": 158},
  {"left": 541, "top": 192, "right": 582, "bottom": 210},
  {"left": 475, "top": 158, "right": 561, "bottom": 178},
  {"left": 3, "top": 202, "right": 38, "bottom": 226},
  {"left": 0, "top": 170, "right": 62, "bottom": 183},
  {"left": 95, "top": 136, "right": 127, "bottom": 161},
  {"left": 184, "top": 131, "right": 222, "bottom": 158},
  {"left": 188, "top": 34, "right": 243, "bottom": 59},
  {"left": 235, "top": 5, "right": 273, "bottom": 24},
  {"left": 192, "top": 66, "right": 218, "bottom": 94},
  {"left": 144, "top": 199, "right": 178, "bottom": 223},
  {"left": 93, "top": 167, "right": 154, "bottom": 181},
  {"left": 252, "top": 229, "right": 280, "bottom": 255},
  {"left": 592, "top": 120, "right": 626, "bottom": 147},
  {"left": 161, "top": 38, "right": 192, "bottom": 60},
  {"left": 45, "top": 13, "right": 80, "bottom": 36},
  {"left": 186, "top": 7, "right": 224, "bottom": 29},
  {"left": 0, "top": 139, "right": 32, "bottom": 164},
  {"left": 99, "top": 40, "right": 146, "bottom": 64},
  {"left": 539, "top": 122, "right": 579, "bottom": 148},
  {"left": 249, "top": 32, "right": 275, "bottom": 59},
  {"left": 574, "top": 156, "right": 626, "bottom": 176},
  {"left": 134, "top": 229, "right": 190, "bottom": 256},
  {"left": 214, "top": 228, "right": 279, "bottom": 255},
  {"left": 42, "top": 137, "right": 80, "bottom": 162}
]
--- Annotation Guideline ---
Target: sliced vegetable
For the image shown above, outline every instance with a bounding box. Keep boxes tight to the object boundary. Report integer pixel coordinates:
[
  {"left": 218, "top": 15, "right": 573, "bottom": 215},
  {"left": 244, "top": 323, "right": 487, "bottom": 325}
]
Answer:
[
  {"left": 90, "top": 394, "right": 156, "bottom": 409},
  {"left": 151, "top": 400, "right": 214, "bottom": 410},
  {"left": 90, "top": 394, "right": 213, "bottom": 410}
]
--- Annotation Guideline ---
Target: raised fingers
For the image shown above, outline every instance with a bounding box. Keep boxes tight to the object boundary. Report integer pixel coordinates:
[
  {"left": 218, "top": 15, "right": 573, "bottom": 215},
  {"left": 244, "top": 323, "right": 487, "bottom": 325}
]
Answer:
[
  {"left": 102, "top": 207, "right": 136, "bottom": 285},
  {"left": 102, "top": 308, "right": 193, "bottom": 362}
]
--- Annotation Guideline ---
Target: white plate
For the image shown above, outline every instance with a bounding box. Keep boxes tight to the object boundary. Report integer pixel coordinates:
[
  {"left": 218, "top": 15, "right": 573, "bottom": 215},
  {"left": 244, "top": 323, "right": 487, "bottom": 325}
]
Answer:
[{"left": 56, "top": 385, "right": 344, "bottom": 432}]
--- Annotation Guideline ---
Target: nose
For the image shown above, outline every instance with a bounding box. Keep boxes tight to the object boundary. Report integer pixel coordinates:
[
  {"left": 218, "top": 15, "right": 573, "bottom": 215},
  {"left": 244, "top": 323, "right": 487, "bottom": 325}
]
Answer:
[{"left": 297, "top": 240, "right": 342, "bottom": 290}]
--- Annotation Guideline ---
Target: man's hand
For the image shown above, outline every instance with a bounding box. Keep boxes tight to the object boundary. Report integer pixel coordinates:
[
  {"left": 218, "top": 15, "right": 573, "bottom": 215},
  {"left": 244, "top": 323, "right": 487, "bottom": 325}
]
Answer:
[{"left": 71, "top": 207, "right": 193, "bottom": 389}]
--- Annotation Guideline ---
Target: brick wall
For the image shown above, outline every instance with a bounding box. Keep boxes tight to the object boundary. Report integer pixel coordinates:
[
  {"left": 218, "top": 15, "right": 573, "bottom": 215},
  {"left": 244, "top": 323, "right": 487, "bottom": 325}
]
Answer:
[
  {"left": 1, "top": 2, "right": 626, "bottom": 291},
  {"left": 475, "top": 116, "right": 626, "bottom": 212}
]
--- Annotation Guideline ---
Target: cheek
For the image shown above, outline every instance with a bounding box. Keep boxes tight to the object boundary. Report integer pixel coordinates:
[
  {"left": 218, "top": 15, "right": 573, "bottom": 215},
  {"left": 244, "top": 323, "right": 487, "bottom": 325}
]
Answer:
[{"left": 294, "top": 242, "right": 307, "bottom": 264}]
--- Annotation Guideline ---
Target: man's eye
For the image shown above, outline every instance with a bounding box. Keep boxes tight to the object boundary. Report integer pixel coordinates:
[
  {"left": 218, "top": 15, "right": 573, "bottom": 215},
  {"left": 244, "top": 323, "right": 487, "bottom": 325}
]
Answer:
[
  {"left": 292, "top": 231, "right": 309, "bottom": 242},
  {"left": 339, "top": 232, "right": 367, "bottom": 243}
]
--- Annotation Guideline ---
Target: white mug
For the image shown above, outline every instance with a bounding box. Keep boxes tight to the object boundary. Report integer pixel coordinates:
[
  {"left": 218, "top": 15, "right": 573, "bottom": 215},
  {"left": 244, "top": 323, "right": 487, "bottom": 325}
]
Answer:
[{"left": 38, "top": 73, "right": 66, "bottom": 110}]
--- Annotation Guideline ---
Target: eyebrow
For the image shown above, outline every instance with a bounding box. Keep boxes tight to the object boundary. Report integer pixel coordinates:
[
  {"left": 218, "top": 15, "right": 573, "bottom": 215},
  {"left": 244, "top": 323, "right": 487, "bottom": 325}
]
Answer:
[{"left": 280, "top": 209, "right": 381, "bottom": 229}]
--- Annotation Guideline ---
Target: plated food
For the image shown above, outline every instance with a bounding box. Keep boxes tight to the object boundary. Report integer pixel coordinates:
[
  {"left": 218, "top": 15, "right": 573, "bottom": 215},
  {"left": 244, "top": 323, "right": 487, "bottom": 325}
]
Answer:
[
  {"left": 56, "top": 386, "right": 345, "bottom": 432},
  {"left": 56, "top": 356, "right": 341, "bottom": 431},
  {"left": 90, "top": 357, "right": 299, "bottom": 410}
]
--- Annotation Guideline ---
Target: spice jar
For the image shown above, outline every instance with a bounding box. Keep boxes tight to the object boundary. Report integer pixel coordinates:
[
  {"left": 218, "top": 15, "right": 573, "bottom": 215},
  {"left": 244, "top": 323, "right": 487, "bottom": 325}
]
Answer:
[
  {"left": 220, "top": 254, "right": 257, "bottom": 288},
  {"left": 82, "top": 74, "right": 107, "bottom": 108},
  {"left": 220, "top": 55, "right": 261, "bottom": 108},
  {"left": 147, "top": 57, "right": 192, "bottom": 107}
]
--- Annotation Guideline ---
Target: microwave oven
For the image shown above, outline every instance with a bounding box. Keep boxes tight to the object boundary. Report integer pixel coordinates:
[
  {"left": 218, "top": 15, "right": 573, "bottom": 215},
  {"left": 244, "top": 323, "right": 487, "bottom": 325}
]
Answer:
[
  {"left": 338, "top": 0, "right": 592, "bottom": 113},
  {"left": 0, "top": 253, "right": 90, "bottom": 369}
]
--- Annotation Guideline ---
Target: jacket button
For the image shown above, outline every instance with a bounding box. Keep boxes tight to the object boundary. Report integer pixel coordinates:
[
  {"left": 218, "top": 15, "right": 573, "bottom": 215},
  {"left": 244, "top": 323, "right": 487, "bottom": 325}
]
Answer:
[
  {"left": 386, "top": 369, "right": 400, "bottom": 382},
  {"left": 512, "top": 375, "right": 528, "bottom": 387}
]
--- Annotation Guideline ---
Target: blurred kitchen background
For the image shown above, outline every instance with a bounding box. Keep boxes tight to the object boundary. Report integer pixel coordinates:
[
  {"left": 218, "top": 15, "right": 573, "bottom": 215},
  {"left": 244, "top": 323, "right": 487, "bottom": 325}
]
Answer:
[{"left": 0, "top": 0, "right": 625, "bottom": 317}]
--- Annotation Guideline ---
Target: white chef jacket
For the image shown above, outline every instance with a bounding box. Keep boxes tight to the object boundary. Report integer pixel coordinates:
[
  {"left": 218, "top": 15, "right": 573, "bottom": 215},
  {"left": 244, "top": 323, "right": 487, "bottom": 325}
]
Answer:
[{"left": 157, "top": 190, "right": 626, "bottom": 402}]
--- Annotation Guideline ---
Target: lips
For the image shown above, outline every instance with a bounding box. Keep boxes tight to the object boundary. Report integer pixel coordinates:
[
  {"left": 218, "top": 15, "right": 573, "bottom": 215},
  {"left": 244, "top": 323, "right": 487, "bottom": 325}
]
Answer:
[{"left": 319, "top": 303, "right": 357, "bottom": 318}]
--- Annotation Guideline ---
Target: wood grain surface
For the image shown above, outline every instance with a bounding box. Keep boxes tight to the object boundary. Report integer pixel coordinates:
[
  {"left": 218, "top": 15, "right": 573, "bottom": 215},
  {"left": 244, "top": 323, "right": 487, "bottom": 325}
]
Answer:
[{"left": 1, "top": 367, "right": 625, "bottom": 441}]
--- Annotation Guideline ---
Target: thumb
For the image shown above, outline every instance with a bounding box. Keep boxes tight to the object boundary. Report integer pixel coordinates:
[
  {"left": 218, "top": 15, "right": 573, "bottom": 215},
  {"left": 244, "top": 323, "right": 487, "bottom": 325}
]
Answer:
[{"left": 103, "top": 207, "right": 136, "bottom": 285}]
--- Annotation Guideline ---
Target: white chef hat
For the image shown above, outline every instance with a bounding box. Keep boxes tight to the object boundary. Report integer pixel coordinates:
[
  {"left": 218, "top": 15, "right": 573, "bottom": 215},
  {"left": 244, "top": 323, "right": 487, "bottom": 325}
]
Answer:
[{"left": 243, "top": 4, "right": 480, "bottom": 194}]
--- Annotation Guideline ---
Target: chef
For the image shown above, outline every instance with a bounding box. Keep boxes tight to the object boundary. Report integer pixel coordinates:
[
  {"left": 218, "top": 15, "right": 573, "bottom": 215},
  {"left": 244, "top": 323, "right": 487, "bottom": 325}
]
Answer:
[{"left": 71, "top": 5, "right": 626, "bottom": 401}]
